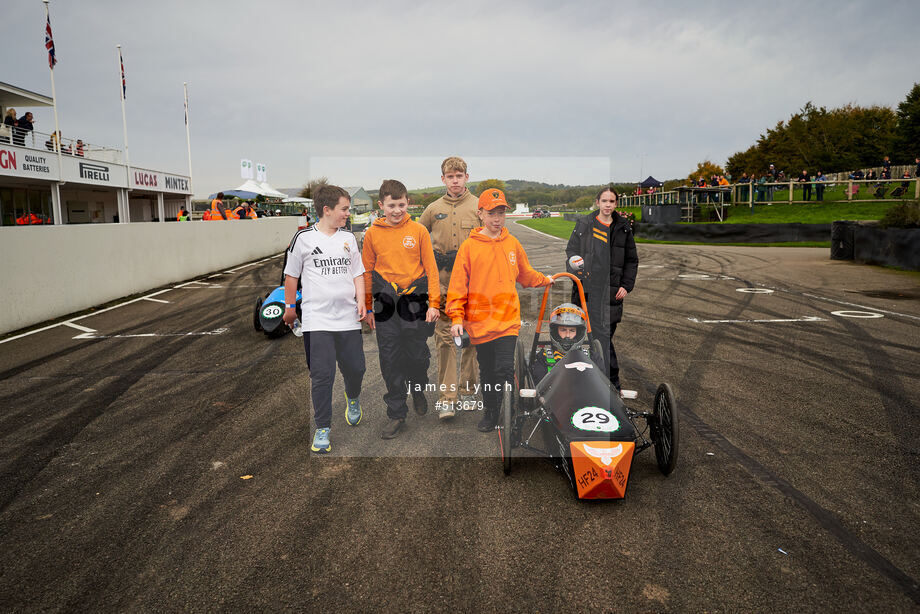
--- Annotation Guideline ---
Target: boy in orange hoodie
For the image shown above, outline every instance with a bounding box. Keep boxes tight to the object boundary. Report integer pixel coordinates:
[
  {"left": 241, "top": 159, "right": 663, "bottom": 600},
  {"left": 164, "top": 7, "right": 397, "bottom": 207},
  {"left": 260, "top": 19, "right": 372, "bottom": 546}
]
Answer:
[
  {"left": 446, "top": 188, "right": 553, "bottom": 432},
  {"left": 363, "top": 180, "right": 440, "bottom": 439}
]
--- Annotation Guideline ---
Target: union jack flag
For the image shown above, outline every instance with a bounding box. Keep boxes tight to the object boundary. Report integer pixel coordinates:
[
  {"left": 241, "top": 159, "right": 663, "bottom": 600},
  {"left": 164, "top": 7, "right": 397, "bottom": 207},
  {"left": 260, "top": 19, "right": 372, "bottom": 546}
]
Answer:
[
  {"left": 119, "top": 48, "right": 126, "bottom": 98},
  {"left": 45, "top": 13, "right": 56, "bottom": 69}
]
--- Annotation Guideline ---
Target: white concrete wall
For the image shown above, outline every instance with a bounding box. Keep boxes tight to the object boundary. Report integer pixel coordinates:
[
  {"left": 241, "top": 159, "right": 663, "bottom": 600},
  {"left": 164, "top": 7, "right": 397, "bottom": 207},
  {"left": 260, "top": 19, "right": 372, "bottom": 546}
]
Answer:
[{"left": 0, "top": 217, "right": 300, "bottom": 335}]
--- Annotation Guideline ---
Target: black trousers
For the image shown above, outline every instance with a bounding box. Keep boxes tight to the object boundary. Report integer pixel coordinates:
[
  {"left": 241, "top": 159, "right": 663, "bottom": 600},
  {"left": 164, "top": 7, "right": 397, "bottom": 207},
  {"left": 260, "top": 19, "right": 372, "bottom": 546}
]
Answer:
[
  {"left": 475, "top": 335, "right": 517, "bottom": 414},
  {"left": 375, "top": 313, "right": 431, "bottom": 420},
  {"left": 584, "top": 290, "right": 620, "bottom": 388},
  {"left": 303, "top": 330, "right": 365, "bottom": 429}
]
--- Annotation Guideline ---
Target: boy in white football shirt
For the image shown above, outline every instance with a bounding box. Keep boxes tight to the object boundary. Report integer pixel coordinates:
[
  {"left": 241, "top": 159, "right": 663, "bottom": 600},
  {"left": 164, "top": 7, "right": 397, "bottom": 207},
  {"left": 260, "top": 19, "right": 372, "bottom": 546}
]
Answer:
[{"left": 283, "top": 185, "right": 367, "bottom": 454}]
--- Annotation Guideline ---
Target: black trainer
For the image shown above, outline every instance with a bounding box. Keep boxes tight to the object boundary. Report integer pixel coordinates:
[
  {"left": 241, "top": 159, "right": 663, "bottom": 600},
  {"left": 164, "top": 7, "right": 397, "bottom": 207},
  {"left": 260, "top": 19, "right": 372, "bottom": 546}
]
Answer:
[
  {"left": 477, "top": 408, "right": 499, "bottom": 432},
  {"left": 412, "top": 392, "right": 428, "bottom": 416},
  {"left": 381, "top": 418, "right": 405, "bottom": 439}
]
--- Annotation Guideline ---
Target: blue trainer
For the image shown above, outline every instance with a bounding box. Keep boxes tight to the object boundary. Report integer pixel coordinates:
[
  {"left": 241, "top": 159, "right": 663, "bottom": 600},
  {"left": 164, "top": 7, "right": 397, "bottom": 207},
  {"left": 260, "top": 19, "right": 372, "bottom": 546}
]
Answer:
[
  {"left": 345, "top": 394, "right": 362, "bottom": 426},
  {"left": 311, "top": 428, "right": 331, "bottom": 454}
]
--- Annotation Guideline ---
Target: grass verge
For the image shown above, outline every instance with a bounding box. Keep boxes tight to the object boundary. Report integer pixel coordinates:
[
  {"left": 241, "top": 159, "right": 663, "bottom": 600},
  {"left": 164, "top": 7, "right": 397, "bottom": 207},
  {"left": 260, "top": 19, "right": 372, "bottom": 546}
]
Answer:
[{"left": 516, "top": 218, "right": 830, "bottom": 248}]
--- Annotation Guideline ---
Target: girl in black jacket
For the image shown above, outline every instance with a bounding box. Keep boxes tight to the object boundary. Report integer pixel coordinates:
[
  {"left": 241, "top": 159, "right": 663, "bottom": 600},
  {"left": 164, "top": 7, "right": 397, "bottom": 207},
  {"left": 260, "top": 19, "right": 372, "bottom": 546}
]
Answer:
[{"left": 564, "top": 187, "right": 638, "bottom": 390}]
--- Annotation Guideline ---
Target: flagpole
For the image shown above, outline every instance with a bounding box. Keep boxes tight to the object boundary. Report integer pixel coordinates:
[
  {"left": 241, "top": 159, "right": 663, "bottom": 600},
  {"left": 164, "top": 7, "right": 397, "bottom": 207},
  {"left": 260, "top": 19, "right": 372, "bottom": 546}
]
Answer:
[
  {"left": 43, "top": 1, "right": 64, "bottom": 198},
  {"left": 184, "top": 82, "right": 194, "bottom": 197},
  {"left": 116, "top": 44, "right": 131, "bottom": 222}
]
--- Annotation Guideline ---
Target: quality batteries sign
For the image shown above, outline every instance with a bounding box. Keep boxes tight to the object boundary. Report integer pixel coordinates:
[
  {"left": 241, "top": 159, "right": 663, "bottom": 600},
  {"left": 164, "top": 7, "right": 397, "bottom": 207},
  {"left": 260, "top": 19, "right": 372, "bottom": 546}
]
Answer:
[{"left": 0, "top": 147, "right": 59, "bottom": 179}]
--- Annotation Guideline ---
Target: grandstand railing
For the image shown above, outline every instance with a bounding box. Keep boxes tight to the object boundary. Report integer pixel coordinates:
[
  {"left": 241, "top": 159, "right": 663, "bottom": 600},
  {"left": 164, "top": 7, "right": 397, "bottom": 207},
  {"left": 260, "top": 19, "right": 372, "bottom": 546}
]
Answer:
[{"left": 0, "top": 127, "right": 124, "bottom": 164}]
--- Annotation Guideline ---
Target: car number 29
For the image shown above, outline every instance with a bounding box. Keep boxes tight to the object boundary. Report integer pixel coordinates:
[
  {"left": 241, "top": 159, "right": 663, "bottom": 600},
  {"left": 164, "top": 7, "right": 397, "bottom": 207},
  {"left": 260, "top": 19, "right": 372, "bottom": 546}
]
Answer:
[
  {"left": 571, "top": 407, "right": 619, "bottom": 432},
  {"left": 261, "top": 304, "right": 284, "bottom": 319}
]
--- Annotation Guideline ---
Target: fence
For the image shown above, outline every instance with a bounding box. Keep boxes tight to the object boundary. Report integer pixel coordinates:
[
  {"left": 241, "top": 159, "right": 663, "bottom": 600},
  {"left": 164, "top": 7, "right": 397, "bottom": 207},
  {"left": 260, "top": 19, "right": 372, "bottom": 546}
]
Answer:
[
  {"left": 621, "top": 177, "right": 920, "bottom": 221},
  {"left": 0, "top": 126, "right": 123, "bottom": 164}
]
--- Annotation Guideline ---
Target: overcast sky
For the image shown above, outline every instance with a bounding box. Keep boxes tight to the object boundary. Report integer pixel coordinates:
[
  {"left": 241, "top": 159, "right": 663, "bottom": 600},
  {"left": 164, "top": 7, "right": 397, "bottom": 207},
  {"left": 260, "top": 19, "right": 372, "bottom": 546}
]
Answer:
[{"left": 2, "top": 0, "right": 915, "bottom": 197}]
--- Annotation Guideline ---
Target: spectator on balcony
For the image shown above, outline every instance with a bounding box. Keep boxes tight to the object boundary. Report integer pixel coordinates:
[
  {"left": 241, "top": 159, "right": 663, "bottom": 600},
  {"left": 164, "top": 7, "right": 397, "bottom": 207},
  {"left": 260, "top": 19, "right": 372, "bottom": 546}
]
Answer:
[
  {"left": 799, "top": 170, "right": 812, "bottom": 201},
  {"left": 74, "top": 139, "right": 85, "bottom": 157},
  {"left": 14, "top": 112, "right": 33, "bottom": 146},
  {"left": 2, "top": 108, "right": 16, "bottom": 144}
]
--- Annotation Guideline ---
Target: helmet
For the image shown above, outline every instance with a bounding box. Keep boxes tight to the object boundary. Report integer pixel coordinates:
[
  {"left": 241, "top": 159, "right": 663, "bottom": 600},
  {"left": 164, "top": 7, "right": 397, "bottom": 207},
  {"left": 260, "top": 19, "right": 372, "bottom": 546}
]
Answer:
[{"left": 549, "top": 303, "right": 587, "bottom": 353}]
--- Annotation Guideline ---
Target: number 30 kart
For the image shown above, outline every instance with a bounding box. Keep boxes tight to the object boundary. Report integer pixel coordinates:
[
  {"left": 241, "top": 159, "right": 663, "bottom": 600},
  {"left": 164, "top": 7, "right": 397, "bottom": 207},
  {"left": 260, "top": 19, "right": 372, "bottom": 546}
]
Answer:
[
  {"left": 252, "top": 285, "right": 302, "bottom": 338},
  {"left": 498, "top": 272, "right": 679, "bottom": 499}
]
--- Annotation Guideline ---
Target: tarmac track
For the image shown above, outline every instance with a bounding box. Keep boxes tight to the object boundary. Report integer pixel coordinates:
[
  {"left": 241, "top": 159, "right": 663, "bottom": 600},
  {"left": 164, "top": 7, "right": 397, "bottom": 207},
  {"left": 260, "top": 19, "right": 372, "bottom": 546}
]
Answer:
[{"left": 0, "top": 223, "right": 918, "bottom": 612}]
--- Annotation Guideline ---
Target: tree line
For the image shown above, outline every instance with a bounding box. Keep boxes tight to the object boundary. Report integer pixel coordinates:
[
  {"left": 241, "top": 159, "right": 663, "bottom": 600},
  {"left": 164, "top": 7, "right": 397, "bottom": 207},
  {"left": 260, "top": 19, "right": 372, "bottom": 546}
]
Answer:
[{"left": 725, "top": 82, "right": 919, "bottom": 178}]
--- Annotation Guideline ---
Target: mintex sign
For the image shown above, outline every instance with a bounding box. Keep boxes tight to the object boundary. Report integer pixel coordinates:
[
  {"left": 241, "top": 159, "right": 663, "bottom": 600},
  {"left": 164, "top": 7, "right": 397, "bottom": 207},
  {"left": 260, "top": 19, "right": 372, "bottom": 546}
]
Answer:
[
  {"left": 130, "top": 168, "right": 192, "bottom": 194},
  {"left": 0, "top": 147, "right": 59, "bottom": 180}
]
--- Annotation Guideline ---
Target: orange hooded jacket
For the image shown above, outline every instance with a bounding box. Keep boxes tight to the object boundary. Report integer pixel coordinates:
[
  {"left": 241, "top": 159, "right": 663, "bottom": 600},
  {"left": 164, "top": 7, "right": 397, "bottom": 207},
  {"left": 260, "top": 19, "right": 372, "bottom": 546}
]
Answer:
[
  {"left": 361, "top": 215, "right": 440, "bottom": 310},
  {"left": 446, "top": 226, "right": 550, "bottom": 345}
]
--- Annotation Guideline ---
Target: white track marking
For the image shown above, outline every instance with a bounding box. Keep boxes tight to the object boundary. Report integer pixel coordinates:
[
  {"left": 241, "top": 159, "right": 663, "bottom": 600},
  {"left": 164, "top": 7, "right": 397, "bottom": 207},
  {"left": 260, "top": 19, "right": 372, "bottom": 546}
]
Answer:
[
  {"left": 802, "top": 293, "right": 920, "bottom": 322},
  {"left": 72, "top": 327, "right": 229, "bottom": 340},
  {"left": 62, "top": 322, "right": 96, "bottom": 333},
  {"left": 1, "top": 253, "right": 285, "bottom": 345},
  {"left": 688, "top": 316, "right": 826, "bottom": 324},
  {"left": 831, "top": 311, "right": 885, "bottom": 319},
  {"left": 142, "top": 297, "right": 170, "bottom": 304},
  {"left": 736, "top": 288, "right": 774, "bottom": 294}
]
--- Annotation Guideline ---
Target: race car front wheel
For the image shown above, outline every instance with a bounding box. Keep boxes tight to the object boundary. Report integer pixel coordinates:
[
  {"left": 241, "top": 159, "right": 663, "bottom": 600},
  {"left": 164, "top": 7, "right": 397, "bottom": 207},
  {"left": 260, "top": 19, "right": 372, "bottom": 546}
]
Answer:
[
  {"left": 253, "top": 298, "right": 263, "bottom": 332},
  {"left": 653, "top": 383, "right": 679, "bottom": 476}
]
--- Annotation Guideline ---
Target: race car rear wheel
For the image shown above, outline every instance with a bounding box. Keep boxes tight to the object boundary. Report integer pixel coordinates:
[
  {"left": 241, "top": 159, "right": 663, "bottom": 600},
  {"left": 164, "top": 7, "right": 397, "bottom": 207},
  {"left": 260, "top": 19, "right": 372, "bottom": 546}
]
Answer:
[
  {"left": 500, "top": 386, "right": 514, "bottom": 475},
  {"left": 253, "top": 298, "right": 263, "bottom": 332},
  {"left": 514, "top": 338, "right": 532, "bottom": 410},
  {"left": 653, "top": 383, "right": 679, "bottom": 476}
]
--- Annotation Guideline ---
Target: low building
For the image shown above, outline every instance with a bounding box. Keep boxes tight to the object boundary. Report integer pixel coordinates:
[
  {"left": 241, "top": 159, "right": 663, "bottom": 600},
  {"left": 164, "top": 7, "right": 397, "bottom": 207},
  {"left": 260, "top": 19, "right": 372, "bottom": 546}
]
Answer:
[{"left": 344, "top": 186, "right": 372, "bottom": 213}]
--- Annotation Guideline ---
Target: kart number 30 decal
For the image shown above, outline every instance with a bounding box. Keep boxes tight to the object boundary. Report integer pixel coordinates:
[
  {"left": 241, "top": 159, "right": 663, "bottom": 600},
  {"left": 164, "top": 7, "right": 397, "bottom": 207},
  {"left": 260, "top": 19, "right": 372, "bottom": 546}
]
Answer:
[
  {"left": 261, "top": 304, "right": 284, "bottom": 319},
  {"left": 571, "top": 407, "right": 619, "bottom": 432}
]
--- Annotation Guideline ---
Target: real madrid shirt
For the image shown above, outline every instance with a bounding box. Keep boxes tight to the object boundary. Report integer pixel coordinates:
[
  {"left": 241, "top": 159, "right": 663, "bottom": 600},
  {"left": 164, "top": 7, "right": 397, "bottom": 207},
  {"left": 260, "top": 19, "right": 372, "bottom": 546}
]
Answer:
[{"left": 283, "top": 226, "right": 365, "bottom": 332}]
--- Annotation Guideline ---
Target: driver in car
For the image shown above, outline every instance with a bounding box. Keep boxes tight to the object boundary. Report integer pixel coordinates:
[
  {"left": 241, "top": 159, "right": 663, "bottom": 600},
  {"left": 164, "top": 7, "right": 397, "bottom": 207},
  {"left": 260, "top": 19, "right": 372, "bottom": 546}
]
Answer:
[{"left": 531, "top": 303, "right": 600, "bottom": 383}]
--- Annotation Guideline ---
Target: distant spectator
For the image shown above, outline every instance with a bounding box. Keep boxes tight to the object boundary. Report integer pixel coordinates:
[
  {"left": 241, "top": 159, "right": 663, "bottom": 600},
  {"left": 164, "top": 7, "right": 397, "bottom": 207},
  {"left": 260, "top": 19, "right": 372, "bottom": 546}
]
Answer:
[
  {"left": 815, "top": 171, "right": 825, "bottom": 201},
  {"left": 866, "top": 169, "right": 877, "bottom": 181},
  {"left": 882, "top": 156, "right": 891, "bottom": 180},
  {"left": 177, "top": 206, "right": 189, "bottom": 221},
  {"left": 737, "top": 172, "right": 750, "bottom": 201},
  {"left": 74, "top": 139, "right": 85, "bottom": 157},
  {"left": 14, "top": 112, "right": 34, "bottom": 146},
  {"left": 854, "top": 169, "right": 864, "bottom": 180},
  {"left": 768, "top": 164, "right": 778, "bottom": 181},
  {"left": 901, "top": 170, "right": 912, "bottom": 188},
  {"left": 799, "top": 170, "right": 811, "bottom": 201},
  {"left": 2, "top": 108, "right": 16, "bottom": 144},
  {"left": 915, "top": 157, "right": 919, "bottom": 178}
]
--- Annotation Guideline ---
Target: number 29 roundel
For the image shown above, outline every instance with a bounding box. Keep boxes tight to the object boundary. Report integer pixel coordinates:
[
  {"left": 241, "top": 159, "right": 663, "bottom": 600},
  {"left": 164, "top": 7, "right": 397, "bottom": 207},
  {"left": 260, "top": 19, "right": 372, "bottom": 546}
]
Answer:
[{"left": 571, "top": 406, "right": 619, "bottom": 432}]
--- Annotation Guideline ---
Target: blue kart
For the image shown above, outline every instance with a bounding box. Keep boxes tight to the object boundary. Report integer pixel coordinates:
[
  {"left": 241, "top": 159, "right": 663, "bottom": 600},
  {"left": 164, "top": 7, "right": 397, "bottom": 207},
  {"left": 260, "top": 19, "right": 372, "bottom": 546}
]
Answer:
[{"left": 253, "top": 285, "right": 302, "bottom": 338}]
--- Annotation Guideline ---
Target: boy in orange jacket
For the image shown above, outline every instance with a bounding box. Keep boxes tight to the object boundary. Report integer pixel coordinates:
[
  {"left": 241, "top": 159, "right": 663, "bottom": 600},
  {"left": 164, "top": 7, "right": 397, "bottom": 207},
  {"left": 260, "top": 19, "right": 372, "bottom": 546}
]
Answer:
[
  {"left": 363, "top": 180, "right": 440, "bottom": 439},
  {"left": 446, "top": 188, "right": 553, "bottom": 432}
]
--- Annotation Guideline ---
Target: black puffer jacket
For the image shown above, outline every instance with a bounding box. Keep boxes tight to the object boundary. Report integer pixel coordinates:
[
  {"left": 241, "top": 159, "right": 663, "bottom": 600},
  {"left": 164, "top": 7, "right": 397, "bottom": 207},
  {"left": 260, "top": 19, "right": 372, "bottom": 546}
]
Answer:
[{"left": 565, "top": 211, "right": 638, "bottom": 317}]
